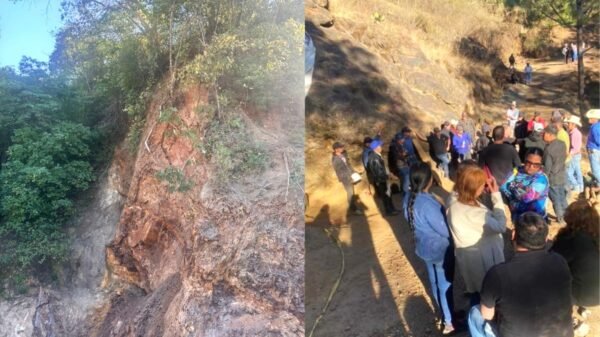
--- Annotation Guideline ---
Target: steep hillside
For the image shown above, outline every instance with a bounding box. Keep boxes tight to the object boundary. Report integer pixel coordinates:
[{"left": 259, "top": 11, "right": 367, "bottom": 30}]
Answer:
[
  {"left": 306, "top": 0, "right": 526, "bottom": 190},
  {"left": 306, "top": 0, "right": 598, "bottom": 192}
]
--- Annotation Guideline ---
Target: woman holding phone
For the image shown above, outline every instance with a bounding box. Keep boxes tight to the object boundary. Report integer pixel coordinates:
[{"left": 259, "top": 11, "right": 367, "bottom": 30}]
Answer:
[{"left": 447, "top": 166, "right": 507, "bottom": 306}]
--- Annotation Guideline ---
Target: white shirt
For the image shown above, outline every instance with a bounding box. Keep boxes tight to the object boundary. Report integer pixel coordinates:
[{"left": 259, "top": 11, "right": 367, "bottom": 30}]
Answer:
[{"left": 507, "top": 107, "right": 519, "bottom": 126}]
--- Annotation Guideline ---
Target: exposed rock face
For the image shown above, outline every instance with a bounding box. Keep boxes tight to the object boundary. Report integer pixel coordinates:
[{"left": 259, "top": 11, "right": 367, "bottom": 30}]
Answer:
[{"left": 91, "top": 85, "right": 304, "bottom": 336}]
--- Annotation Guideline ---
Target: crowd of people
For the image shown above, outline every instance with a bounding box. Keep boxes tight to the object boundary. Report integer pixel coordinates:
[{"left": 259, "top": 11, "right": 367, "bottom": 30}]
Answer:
[{"left": 330, "top": 108, "right": 600, "bottom": 336}]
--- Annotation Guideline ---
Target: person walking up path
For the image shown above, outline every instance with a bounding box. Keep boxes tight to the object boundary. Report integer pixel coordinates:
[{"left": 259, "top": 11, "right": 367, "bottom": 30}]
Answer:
[
  {"left": 524, "top": 62, "right": 533, "bottom": 85},
  {"left": 565, "top": 116, "right": 584, "bottom": 197},
  {"left": 543, "top": 124, "right": 568, "bottom": 224}
]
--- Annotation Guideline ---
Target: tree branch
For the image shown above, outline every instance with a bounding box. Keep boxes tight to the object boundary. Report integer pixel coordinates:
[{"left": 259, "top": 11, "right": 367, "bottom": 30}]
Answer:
[{"left": 547, "top": 3, "right": 573, "bottom": 27}]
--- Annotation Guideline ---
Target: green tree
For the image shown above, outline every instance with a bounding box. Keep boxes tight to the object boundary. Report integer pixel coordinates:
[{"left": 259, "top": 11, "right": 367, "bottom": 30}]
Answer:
[{"left": 0, "top": 123, "right": 94, "bottom": 288}]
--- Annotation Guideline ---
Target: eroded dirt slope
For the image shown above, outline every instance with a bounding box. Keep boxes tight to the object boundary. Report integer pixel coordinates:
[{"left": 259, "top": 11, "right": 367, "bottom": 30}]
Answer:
[{"left": 83, "top": 84, "right": 304, "bottom": 337}]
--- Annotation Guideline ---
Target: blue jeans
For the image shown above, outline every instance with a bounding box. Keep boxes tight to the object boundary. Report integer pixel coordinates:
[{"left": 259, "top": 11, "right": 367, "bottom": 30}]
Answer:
[
  {"left": 425, "top": 257, "right": 454, "bottom": 326},
  {"left": 436, "top": 153, "right": 450, "bottom": 178},
  {"left": 525, "top": 72, "right": 532, "bottom": 83},
  {"left": 468, "top": 306, "right": 498, "bottom": 337},
  {"left": 400, "top": 166, "right": 410, "bottom": 193},
  {"left": 548, "top": 184, "right": 568, "bottom": 220},
  {"left": 566, "top": 154, "right": 584, "bottom": 193},
  {"left": 590, "top": 149, "right": 600, "bottom": 187}
]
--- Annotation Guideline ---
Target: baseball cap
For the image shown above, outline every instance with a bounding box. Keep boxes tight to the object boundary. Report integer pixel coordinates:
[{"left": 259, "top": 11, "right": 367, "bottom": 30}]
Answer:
[{"left": 370, "top": 139, "right": 383, "bottom": 150}]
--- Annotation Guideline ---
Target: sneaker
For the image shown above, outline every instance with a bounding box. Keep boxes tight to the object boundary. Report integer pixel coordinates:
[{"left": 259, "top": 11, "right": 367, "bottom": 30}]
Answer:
[{"left": 442, "top": 323, "right": 455, "bottom": 335}]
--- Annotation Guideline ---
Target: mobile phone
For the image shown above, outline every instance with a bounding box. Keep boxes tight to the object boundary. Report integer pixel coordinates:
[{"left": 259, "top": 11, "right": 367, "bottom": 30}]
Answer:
[
  {"left": 483, "top": 165, "right": 492, "bottom": 179},
  {"left": 483, "top": 165, "right": 493, "bottom": 193}
]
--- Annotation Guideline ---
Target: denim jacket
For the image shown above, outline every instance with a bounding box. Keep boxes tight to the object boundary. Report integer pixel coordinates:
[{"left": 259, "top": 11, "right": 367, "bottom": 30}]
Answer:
[{"left": 403, "top": 193, "right": 452, "bottom": 263}]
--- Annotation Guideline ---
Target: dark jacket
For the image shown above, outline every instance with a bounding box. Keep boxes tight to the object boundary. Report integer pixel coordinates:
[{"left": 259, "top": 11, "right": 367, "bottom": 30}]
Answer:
[
  {"left": 524, "top": 131, "right": 545, "bottom": 152},
  {"left": 367, "top": 151, "right": 388, "bottom": 184},
  {"left": 543, "top": 139, "right": 567, "bottom": 186},
  {"left": 332, "top": 152, "right": 355, "bottom": 184},
  {"left": 514, "top": 119, "right": 529, "bottom": 139},
  {"left": 552, "top": 231, "right": 600, "bottom": 307},
  {"left": 387, "top": 142, "right": 408, "bottom": 177}
]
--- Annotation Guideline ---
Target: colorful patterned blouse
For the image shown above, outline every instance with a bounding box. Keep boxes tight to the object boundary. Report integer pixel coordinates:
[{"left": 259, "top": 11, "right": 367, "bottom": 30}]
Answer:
[{"left": 501, "top": 167, "right": 549, "bottom": 222}]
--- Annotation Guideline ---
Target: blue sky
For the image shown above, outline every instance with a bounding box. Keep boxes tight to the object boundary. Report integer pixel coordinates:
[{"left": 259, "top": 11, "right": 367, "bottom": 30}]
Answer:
[{"left": 0, "top": 1, "right": 62, "bottom": 68}]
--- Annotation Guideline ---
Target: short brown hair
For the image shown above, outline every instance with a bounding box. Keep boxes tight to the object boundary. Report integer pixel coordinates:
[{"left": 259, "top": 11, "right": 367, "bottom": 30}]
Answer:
[
  {"left": 560, "top": 200, "right": 599, "bottom": 246},
  {"left": 454, "top": 166, "right": 487, "bottom": 205}
]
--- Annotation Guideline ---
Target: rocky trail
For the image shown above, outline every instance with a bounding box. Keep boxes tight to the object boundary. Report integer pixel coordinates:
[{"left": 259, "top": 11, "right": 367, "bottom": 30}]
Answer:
[{"left": 305, "top": 51, "right": 600, "bottom": 337}]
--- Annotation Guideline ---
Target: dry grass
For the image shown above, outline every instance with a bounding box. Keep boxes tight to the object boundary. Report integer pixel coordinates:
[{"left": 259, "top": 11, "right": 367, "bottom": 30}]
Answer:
[{"left": 330, "top": 0, "right": 514, "bottom": 62}]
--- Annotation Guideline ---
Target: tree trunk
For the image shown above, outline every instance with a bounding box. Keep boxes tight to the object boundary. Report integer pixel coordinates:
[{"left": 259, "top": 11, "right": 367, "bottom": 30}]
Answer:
[{"left": 576, "top": 0, "right": 588, "bottom": 128}]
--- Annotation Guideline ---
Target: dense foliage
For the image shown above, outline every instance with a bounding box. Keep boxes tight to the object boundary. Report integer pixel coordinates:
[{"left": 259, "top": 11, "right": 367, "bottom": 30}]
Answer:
[
  {"left": 0, "top": 123, "right": 94, "bottom": 287},
  {"left": 0, "top": 58, "right": 99, "bottom": 291}
]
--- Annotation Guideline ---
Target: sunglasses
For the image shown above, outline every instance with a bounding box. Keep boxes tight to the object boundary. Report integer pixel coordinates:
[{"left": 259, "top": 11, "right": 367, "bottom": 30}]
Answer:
[{"left": 524, "top": 160, "right": 542, "bottom": 168}]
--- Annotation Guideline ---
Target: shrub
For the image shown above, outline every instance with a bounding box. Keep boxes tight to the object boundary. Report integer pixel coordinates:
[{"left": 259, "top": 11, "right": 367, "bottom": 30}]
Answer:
[
  {"left": 155, "top": 166, "right": 194, "bottom": 193},
  {"left": 0, "top": 122, "right": 94, "bottom": 290},
  {"left": 521, "top": 25, "right": 555, "bottom": 58},
  {"left": 199, "top": 108, "right": 267, "bottom": 184}
]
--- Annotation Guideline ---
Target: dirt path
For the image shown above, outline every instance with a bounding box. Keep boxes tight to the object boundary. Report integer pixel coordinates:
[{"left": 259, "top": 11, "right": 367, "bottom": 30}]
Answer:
[{"left": 305, "top": 52, "right": 600, "bottom": 337}]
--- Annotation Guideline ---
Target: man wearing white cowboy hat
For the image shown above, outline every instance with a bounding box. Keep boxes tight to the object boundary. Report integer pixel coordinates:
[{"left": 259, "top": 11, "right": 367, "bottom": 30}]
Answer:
[
  {"left": 586, "top": 109, "right": 600, "bottom": 188},
  {"left": 565, "top": 115, "right": 584, "bottom": 196}
]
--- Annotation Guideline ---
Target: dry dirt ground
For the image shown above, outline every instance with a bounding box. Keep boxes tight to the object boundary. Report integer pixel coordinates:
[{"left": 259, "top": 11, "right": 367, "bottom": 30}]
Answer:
[{"left": 305, "top": 52, "right": 600, "bottom": 337}]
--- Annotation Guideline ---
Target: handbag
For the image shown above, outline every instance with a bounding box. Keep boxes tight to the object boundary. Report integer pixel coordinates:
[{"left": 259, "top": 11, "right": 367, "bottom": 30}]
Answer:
[{"left": 351, "top": 172, "right": 362, "bottom": 184}]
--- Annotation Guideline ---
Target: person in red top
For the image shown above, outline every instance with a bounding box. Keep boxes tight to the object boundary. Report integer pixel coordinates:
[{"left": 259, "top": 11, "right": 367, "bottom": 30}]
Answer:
[{"left": 526, "top": 111, "right": 546, "bottom": 133}]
